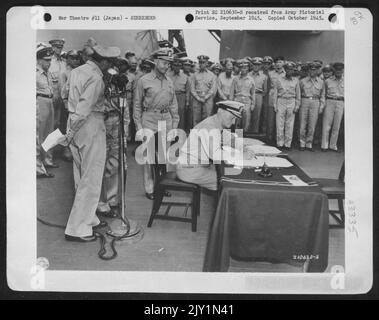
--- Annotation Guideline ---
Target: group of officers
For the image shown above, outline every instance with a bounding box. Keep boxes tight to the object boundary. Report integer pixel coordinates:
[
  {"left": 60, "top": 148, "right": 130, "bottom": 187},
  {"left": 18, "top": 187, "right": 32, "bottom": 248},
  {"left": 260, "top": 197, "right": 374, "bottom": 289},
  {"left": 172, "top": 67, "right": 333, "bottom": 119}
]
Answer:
[{"left": 36, "top": 36, "right": 344, "bottom": 242}]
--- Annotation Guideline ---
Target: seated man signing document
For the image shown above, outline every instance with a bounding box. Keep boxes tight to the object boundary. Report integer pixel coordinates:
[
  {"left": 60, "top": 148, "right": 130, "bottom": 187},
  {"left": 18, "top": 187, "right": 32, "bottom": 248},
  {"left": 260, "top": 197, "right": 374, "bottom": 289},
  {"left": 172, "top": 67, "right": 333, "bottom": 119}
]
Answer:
[{"left": 176, "top": 101, "right": 244, "bottom": 190}]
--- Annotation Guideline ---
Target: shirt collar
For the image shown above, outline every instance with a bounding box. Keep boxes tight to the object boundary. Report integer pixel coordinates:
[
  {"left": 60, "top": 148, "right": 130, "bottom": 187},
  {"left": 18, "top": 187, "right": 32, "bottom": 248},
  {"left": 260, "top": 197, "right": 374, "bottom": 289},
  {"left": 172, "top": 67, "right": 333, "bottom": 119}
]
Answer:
[
  {"left": 153, "top": 69, "right": 167, "bottom": 80},
  {"left": 86, "top": 60, "right": 103, "bottom": 77}
]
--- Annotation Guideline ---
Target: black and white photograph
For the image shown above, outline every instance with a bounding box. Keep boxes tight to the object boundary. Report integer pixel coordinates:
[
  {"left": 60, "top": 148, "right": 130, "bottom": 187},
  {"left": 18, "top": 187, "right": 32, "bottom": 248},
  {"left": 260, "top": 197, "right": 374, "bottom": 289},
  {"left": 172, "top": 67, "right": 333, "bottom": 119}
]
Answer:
[{"left": 6, "top": 6, "right": 373, "bottom": 294}]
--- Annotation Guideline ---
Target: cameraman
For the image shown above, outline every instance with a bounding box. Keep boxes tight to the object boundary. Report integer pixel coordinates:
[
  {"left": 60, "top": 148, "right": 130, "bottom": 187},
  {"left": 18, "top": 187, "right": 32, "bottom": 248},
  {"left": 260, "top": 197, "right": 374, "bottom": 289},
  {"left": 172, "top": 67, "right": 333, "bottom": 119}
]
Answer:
[{"left": 97, "top": 58, "right": 131, "bottom": 217}]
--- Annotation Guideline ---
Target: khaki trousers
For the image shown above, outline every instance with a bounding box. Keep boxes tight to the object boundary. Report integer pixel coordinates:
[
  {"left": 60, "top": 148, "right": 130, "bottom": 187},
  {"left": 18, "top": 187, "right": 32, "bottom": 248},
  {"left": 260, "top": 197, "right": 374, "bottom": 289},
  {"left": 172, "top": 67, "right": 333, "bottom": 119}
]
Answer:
[
  {"left": 65, "top": 113, "right": 106, "bottom": 237},
  {"left": 37, "top": 96, "right": 54, "bottom": 164},
  {"left": 299, "top": 98, "right": 320, "bottom": 148},
  {"left": 322, "top": 99, "right": 344, "bottom": 150},
  {"left": 276, "top": 98, "right": 296, "bottom": 148},
  {"left": 251, "top": 93, "right": 263, "bottom": 133}
]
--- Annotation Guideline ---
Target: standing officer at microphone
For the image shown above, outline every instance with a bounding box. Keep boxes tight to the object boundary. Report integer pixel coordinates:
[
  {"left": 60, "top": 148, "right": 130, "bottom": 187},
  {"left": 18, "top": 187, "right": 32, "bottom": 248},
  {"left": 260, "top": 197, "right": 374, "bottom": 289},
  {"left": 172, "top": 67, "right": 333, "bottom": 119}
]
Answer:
[
  {"left": 133, "top": 48, "right": 179, "bottom": 200},
  {"left": 58, "top": 44, "right": 121, "bottom": 242}
]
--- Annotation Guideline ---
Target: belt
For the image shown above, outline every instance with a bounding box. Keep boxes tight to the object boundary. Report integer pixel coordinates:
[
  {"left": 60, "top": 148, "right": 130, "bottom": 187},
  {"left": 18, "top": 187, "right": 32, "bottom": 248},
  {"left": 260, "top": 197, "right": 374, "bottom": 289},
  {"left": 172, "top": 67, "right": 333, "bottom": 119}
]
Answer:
[
  {"left": 175, "top": 91, "right": 186, "bottom": 95},
  {"left": 36, "top": 93, "right": 53, "bottom": 99},
  {"left": 301, "top": 96, "right": 320, "bottom": 100},
  {"left": 255, "top": 90, "right": 264, "bottom": 94},
  {"left": 196, "top": 90, "right": 208, "bottom": 96},
  {"left": 144, "top": 108, "right": 169, "bottom": 114},
  {"left": 278, "top": 96, "right": 295, "bottom": 100},
  {"left": 327, "top": 96, "right": 344, "bottom": 101}
]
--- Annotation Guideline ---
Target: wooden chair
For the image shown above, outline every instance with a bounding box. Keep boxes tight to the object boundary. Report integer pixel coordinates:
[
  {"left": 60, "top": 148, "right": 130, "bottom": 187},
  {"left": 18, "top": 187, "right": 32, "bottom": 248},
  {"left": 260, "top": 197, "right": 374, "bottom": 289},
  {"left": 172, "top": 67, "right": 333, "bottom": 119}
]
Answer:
[
  {"left": 147, "top": 134, "right": 201, "bottom": 232},
  {"left": 316, "top": 162, "right": 345, "bottom": 228}
]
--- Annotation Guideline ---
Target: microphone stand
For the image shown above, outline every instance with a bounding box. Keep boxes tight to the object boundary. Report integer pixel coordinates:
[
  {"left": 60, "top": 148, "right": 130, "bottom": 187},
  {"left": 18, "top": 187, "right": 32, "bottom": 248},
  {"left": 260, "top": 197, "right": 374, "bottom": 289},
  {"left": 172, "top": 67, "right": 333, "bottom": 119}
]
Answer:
[{"left": 106, "top": 81, "right": 142, "bottom": 242}]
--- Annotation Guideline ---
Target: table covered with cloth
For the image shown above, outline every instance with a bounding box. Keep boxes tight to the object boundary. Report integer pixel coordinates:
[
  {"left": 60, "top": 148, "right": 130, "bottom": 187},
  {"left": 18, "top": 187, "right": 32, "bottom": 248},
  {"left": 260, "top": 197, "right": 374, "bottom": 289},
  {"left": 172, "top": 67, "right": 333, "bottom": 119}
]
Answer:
[{"left": 203, "top": 157, "right": 329, "bottom": 272}]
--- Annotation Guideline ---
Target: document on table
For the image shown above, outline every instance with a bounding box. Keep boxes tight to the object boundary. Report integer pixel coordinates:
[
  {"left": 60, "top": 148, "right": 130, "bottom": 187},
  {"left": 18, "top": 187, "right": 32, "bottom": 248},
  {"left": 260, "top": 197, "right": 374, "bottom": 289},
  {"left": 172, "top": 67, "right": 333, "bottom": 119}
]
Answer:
[
  {"left": 282, "top": 175, "right": 308, "bottom": 186},
  {"left": 242, "top": 137, "right": 265, "bottom": 146},
  {"left": 41, "top": 129, "right": 64, "bottom": 152},
  {"left": 244, "top": 144, "right": 282, "bottom": 155}
]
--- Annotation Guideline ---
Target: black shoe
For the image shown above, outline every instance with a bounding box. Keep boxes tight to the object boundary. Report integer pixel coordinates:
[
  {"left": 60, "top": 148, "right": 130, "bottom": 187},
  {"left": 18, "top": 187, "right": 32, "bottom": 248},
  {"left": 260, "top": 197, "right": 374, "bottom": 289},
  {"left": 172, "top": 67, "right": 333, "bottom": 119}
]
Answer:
[
  {"left": 96, "top": 209, "right": 118, "bottom": 218},
  {"left": 284, "top": 146, "right": 292, "bottom": 151},
  {"left": 164, "top": 191, "right": 171, "bottom": 197},
  {"left": 299, "top": 147, "right": 305, "bottom": 151},
  {"left": 37, "top": 172, "right": 55, "bottom": 178},
  {"left": 93, "top": 221, "right": 108, "bottom": 229},
  {"left": 306, "top": 147, "right": 314, "bottom": 152},
  {"left": 146, "top": 193, "right": 155, "bottom": 200},
  {"left": 329, "top": 148, "right": 339, "bottom": 152},
  {"left": 321, "top": 148, "right": 328, "bottom": 152},
  {"left": 65, "top": 234, "right": 97, "bottom": 242}
]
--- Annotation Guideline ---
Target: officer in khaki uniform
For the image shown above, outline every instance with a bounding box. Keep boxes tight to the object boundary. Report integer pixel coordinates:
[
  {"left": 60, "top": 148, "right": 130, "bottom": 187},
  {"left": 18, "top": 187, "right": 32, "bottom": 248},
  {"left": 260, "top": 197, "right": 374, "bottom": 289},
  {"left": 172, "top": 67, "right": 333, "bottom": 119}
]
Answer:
[
  {"left": 58, "top": 44, "right": 121, "bottom": 242},
  {"left": 299, "top": 62, "right": 326, "bottom": 151},
  {"left": 97, "top": 59, "right": 131, "bottom": 216},
  {"left": 321, "top": 62, "right": 344, "bottom": 152},
  {"left": 267, "top": 57, "right": 286, "bottom": 144},
  {"left": 48, "top": 39, "right": 66, "bottom": 131},
  {"left": 190, "top": 55, "right": 217, "bottom": 126},
  {"left": 133, "top": 49, "right": 179, "bottom": 200},
  {"left": 217, "top": 58, "right": 235, "bottom": 101},
  {"left": 273, "top": 61, "right": 301, "bottom": 150},
  {"left": 181, "top": 58, "right": 193, "bottom": 77},
  {"left": 36, "top": 43, "right": 55, "bottom": 178},
  {"left": 249, "top": 57, "right": 268, "bottom": 133},
  {"left": 230, "top": 59, "right": 256, "bottom": 132},
  {"left": 260, "top": 56, "right": 273, "bottom": 134},
  {"left": 167, "top": 58, "right": 191, "bottom": 130},
  {"left": 177, "top": 100, "right": 244, "bottom": 191}
]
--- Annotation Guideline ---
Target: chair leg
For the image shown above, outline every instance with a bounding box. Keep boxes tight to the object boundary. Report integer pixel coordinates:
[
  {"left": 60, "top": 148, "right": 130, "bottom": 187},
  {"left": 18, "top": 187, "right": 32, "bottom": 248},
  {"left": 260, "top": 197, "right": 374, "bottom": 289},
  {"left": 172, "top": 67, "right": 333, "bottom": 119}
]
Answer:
[
  {"left": 338, "top": 198, "right": 345, "bottom": 227},
  {"left": 147, "top": 188, "right": 164, "bottom": 227},
  {"left": 192, "top": 189, "right": 200, "bottom": 232}
]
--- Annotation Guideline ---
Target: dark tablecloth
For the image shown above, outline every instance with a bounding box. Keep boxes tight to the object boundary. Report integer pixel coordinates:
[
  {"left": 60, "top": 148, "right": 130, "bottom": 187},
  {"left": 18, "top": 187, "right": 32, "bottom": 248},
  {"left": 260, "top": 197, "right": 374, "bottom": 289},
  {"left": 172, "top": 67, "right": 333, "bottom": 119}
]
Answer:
[{"left": 203, "top": 160, "right": 329, "bottom": 272}]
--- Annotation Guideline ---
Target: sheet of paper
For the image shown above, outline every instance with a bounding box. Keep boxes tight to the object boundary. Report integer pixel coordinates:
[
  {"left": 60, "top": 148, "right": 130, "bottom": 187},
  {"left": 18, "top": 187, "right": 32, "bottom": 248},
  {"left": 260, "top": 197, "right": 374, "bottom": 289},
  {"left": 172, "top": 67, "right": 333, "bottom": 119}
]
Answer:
[
  {"left": 242, "top": 137, "right": 265, "bottom": 146},
  {"left": 262, "top": 156, "right": 293, "bottom": 168},
  {"left": 282, "top": 175, "right": 308, "bottom": 186},
  {"left": 245, "top": 145, "right": 282, "bottom": 155},
  {"left": 41, "top": 129, "right": 64, "bottom": 152}
]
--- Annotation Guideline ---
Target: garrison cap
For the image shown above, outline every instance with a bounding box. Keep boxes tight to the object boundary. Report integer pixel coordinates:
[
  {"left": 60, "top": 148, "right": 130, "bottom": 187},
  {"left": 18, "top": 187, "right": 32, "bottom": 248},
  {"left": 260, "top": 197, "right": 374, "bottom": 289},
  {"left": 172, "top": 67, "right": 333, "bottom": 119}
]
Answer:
[
  {"left": 251, "top": 57, "right": 263, "bottom": 65},
  {"left": 151, "top": 48, "right": 174, "bottom": 62},
  {"left": 216, "top": 100, "right": 244, "bottom": 119},
  {"left": 92, "top": 45, "right": 121, "bottom": 59},
  {"left": 49, "top": 39, "right": 65, "bottom": 48},
  {"left": 115, "top": 57, "right": 130, "bottom": 68},
  {"left": 197, "top": 55, "right": 209, "bottom": 62},
  {"left": 181, "top": 58, "right": 193, "bottom": 66},
  {"left": 237, "top": 58, "right": 250, "bottom": 67},
  {"left": 333, "top": 62, "right": 344, "bottom": 71},
  {"left": 263, "top": 56, "right": 273, "bottom": 63},
  {"left": 36, "top": 43, "right": 53, "bottom": 60},
  {"left": 313, "top": 60, "right": 323, "bottom": 68},
  {"left": 308, "top": 62, "right": 319, "bottom": 70},
  {"left": 125, "top": 51, "right": 136, "bottom": 59},
  {"left": 284, "top": 61, "right": 296, "bottom": 69},
  {"left": 322, "top": 64, "right": 333, "bottom": 72},
  {"left": 211, "top": 63, "right": 223, "bottom": 71},
  {"left": 66, "top": 49, "right": 81, "bottom": 59}
]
